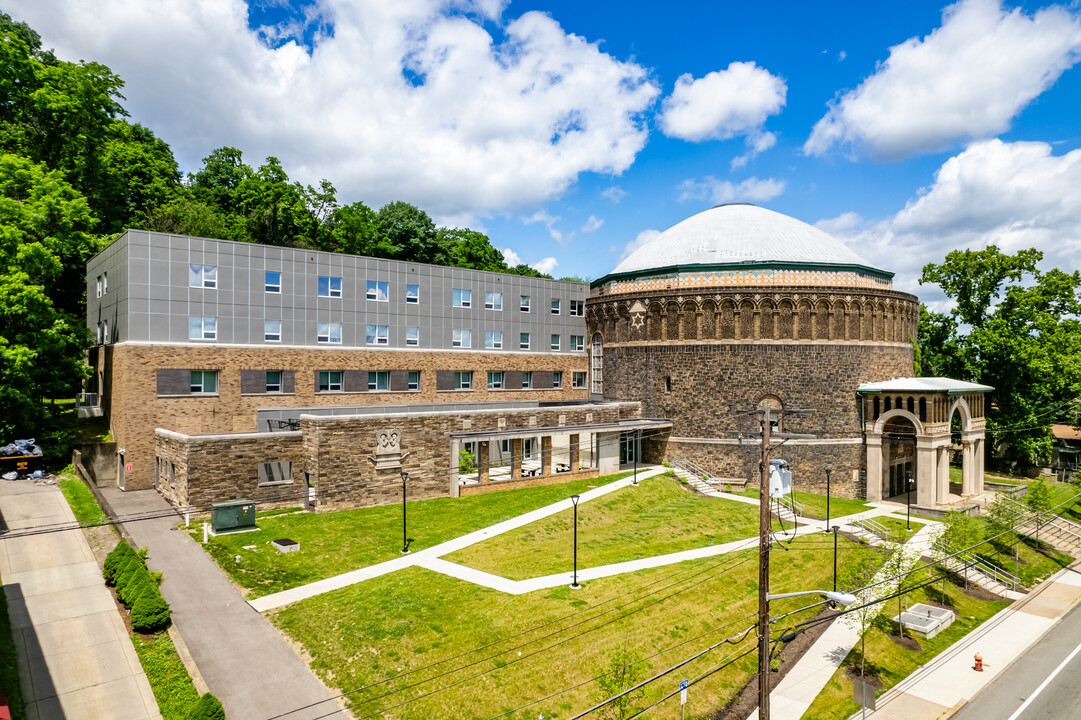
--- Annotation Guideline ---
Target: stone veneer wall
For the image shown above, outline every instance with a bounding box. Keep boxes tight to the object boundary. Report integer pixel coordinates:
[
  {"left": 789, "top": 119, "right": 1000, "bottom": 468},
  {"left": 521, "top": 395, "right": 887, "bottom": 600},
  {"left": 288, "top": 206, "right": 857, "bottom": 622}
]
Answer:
[
  {"left": 154, "top": 429, "right": 306, "bottom": 508},
  {"left": 104, "top": 343, "right": 588, "bottom": 492}
]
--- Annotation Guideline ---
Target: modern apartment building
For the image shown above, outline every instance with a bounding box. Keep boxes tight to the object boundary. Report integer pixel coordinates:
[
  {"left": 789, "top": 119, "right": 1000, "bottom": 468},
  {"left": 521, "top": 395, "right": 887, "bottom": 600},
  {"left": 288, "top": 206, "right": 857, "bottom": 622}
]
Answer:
[{"left": 87, "top": 229, "right": 593, "bottom": 491}]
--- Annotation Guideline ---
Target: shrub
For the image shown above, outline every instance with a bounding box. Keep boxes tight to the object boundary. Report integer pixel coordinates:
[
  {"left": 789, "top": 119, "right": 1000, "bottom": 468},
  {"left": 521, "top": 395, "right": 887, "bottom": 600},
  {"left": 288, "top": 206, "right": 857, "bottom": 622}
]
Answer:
[
  {"left": 458, "top": 449, "right": 477, "bottom": 474},
  {"left": 121, "top": 566, "right": 153, "bottom": 607},
  {"left": 115, "top": 555, "right": 143, "bottom": 593},
  {"left": 186, "top": 692, "right": 225, "bottom": 720},
  {"left": 131, "top": 589, "right": 172, "bottom": 633},
  {"left": 103, "top": 541, "right": 135, "bottom": 585}
]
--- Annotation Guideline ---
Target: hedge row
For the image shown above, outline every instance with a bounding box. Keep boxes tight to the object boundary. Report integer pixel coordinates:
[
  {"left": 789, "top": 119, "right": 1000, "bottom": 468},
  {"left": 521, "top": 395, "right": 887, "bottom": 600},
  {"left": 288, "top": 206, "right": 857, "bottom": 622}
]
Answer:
[{"left": 103, "top": 542, "right": 170, "bottom": 633}]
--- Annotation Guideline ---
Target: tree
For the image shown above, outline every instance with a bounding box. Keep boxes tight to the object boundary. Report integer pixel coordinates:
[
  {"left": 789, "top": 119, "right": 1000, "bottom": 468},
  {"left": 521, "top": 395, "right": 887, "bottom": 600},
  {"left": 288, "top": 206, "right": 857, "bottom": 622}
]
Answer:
[
  {"left": 919, "top": 246, "right": 1081, "bottom": 466},
  {"left": 934, "top": 509, "right": 985, "bottom": 589},
  {"left": 594, "top": 647, "right": 651, "bottom": 720},
  {"left": 839, "top": 546, "right": 883, "bottom": 680},
  {"left": 878, "top": 540, "right": 920, "bottom": 639},
  {"left": 377, "top": 201, "right": 445, "bottom": 264},
  {"left": 94, "top": 121, "right": 182, "bottom": 233},
  {"left": 441, "top": 227, "right": 508, "bottom": 272},
  {"left": 322, "top": 201, "right": 380, "bottom": 256}
]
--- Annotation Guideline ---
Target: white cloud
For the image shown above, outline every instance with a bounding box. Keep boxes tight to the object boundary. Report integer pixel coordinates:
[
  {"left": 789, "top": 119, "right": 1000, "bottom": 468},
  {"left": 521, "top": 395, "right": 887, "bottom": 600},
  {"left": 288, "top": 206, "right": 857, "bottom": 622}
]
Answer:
[
  {"left": 11, "top": 0, "right": 659, "bottom": 216},
  {"left": 524, "top": 209, "right": 564, "bottom": 243},
  {"left": 580, "top": 214, "right": 604, "bottom": 233},
  {"left": 531, "top": 257, "right": 559, "bottom": 274},
  {"left": 601, "top": 186, "right": 626, "bottom": 203},
  {"left": 619, "top": 228, "right": 660, "bottom": 261},
  {"left": 731, "top": 131, "right": 777, "bottom": 169},
  {"left": 676, "top": 176, "right": 786, "bottom": 205},
  {"left": 819, "top": 138, "right": 1081, "bottom": 301},
  {"left": 805, "top": 0, "right": 1081, "bottom": 160},
  {"left": 501, "top": 247, "right": 522, "bottom": 266},
  {"left": 660, "top": 61, "right": 787, "bottom": 144}
]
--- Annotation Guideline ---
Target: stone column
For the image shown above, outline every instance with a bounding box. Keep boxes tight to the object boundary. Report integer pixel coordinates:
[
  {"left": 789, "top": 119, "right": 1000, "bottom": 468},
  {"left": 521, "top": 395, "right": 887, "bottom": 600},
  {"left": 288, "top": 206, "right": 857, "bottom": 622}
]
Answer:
[
  {"left": 960, "top": 440, "right": 973, "bottom": 495},
  {"left": 937, "top": 445, "right": 950, "bottom": 503},
  {"left": 450, "top": 439, "right": 461, "bottom": 497},
  {"left": 975, "top": 436, "right": 985, "bottom": 494},
  {"left": 570, "top": 433, "right": 580, "bottom": 472},
  {"left": 865, "top": 434, "right": 884, "bottom": 501},
  {"left": 917, "top": 439, "right": 936, "bottom": 507},
  {"left": 511, "top": 438, "right": 523, "bottom": 480},
  {"left": 541, "top": 436, "right": 553, "bottom": 477},
  {"left": 479, "top": 440, "right": 490, "bottom": 484}
]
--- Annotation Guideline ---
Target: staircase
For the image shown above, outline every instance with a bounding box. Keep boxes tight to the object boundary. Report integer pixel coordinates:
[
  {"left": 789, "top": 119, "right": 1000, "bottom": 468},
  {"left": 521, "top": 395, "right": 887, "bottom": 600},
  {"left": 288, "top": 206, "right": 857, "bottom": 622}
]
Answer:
[
  {"left": 936, "top": 553, "right": 1020, "bottom": 598},
  {"left": 670, "top": 465, "right": 723, "bottom": 496},
  {"left": 847, "top": 516, "right": 891, "bottom": 547},
  {"left": 999, "top": 496, "right": 1081, "bottom": 557}
]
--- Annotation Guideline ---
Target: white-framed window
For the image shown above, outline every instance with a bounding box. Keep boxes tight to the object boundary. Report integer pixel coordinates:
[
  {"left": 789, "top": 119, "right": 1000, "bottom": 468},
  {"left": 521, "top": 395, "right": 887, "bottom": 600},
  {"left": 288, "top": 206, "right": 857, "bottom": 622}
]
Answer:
[
  {"left": 102, "top": 319, "right": 109, "bottom": 343},
  {"left": 453, "top": 288, "right": 472, "bottom": 308},
  {"left": 570, "top": 335, "right": 584, "bottom": 351},
  {"left": 408, "top": 370, "right": 421, "bottom": 391},
  {"left": 406, "top": 284, "right": 420, "bottom": 304},
  {"left": 572, "top": 371, "right": 587, "bottom": 388},
  {"left": 552, "top": 371, "right": 563, "bottom": 389},
  {"left": 455, "top": 371, "right": 473, "bottom": 390},
  {"left": 452, "top": 329, "right": 472, "bottom": 348},
  {"left": 365, "top": 324, "right": 389, "bottom": 345},
  {"left": 569, "top": 299, "right": 584, "bottom": 316},
  {"left": 520, "top": 332, "right": 530, "bottom": 350},
  {"left": 102, "top": 272, "right": 108, "bottom": 294},
  {"left": 520, "top": 295, "right": 530, "bottom": 312},
  {"left": 265, "top": 319, "right": 281, "bottom": 342},
  {"left": 406, "top": 326, "right": 419, "bottom": 346},
  {"left": 189, "top": 316, "right": 217, "bottom": 341},
  {"left": 318, "top": 371, "right": 342, "bottom": 392},
  {"left": 318, "top": 275, "right": 342, "bottom": 298},
  {"left": 317, "top": 322, "right": 342, "bottom": 344},
  {"left": 96, "top": 275, "right": 102, "bottom": 298},
  {"left": 96, "top": 321, "right": 103, "bottom": 344},
  {"left": 366, "top": 280, "right": 389, "bottom": 301},
  {"left": 189, "top": 264, "right": 217, "bottom": 289},
  {"left": 368, "top": 371, "right": 390, "bottom": 391},
  {"left": 551, "top": 299, "right": 561, "bottom": 315},
  {"left": 265, "top": 270, "right": 281, "bottom": 293},
  {"left": 521, "top": 371, "right": 533, "bottom": 389},
  {"left": 485, "top": 292, "right": 503, "bottom": 310},
  {"left": 488, "top": 371, "right": 504, "bottom": 389},
  {"left": 550, "top": 334, "right": 560, "bottom": 351},
  {"left": 485, "top": 331, "right": 502, "bottom": 349},
  {"left": 266, "top": 371, "right": 282, "bottom": 393},
  {"left": 190, "top": 370, "right": 218, "bottom": 394}
]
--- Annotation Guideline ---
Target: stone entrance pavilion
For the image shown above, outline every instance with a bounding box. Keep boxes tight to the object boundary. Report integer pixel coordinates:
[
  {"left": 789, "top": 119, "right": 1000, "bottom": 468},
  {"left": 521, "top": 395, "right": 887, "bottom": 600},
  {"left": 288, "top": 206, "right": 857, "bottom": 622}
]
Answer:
[{"left": 859, "top": 377, "right": 992, "bottom": 507}]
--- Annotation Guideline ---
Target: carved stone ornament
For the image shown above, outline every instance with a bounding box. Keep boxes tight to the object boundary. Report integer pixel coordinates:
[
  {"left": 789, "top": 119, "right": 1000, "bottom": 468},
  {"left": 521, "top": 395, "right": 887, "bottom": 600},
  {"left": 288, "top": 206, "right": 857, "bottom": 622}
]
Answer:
[{"left": 368, "top": 427, "right": 410, "bottom": 471}]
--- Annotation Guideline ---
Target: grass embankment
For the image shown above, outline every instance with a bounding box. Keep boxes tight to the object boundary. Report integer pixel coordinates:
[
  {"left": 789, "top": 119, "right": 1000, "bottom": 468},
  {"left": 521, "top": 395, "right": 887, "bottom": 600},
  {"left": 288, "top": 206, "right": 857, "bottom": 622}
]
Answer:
[
  {"left": 974, "top": 533, "right": 1073, "bottom": 588},
  {"left": 0, "top": 571, "right": 27, "bottom": 720},
  {"left": 738, "top": 487, "right": 874, "bottom": 520},
  {"left": 196, "top": 471, "right": 634, "bottom": 598},
  {"left": 444, "top": 475, "right": 759, "bottom": 579},
  {"left": 58, "top": 466, "right": 108, "bottom": 525},
  {"left": 802, "top": 571, "right": 1009, "bottom": 720},
  {"left": 875, "top": 517, "right": 924, "bottom": 544},
  {"left": 130, "top": 632, "right": 202, "bottom": 720},
  {"left": 273, "top": 534, "right": 882, "bottom": 720}
]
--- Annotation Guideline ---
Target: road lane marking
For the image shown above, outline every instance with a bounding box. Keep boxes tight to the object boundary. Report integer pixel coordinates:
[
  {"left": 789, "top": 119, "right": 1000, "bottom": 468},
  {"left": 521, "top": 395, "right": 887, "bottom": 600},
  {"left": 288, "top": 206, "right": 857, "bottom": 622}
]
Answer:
[{"left": 1005, "top": 638, "right": 1081, "bottom": 720}]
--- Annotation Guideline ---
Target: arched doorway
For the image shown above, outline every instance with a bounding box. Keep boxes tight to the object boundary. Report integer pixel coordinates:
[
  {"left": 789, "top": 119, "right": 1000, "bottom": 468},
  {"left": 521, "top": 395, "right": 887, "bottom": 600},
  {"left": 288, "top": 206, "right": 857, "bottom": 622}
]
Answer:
[
  {"left": 948, "top": 397, "right": 984, "bottom": 495},
  {"left": 883, "top": 415, "right": 916, "bottom": 499}
]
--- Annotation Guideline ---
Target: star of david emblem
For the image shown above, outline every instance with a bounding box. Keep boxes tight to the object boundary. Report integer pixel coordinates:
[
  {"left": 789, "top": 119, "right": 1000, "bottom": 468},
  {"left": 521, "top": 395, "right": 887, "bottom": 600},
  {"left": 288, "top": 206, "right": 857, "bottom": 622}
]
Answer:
[{"left": 631, "top": 312, "right": 645, "bottom": 330}]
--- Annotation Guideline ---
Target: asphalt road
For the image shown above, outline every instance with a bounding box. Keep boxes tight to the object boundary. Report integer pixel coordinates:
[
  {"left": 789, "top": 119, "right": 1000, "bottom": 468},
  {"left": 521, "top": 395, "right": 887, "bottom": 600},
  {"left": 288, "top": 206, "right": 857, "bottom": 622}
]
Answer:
[{"left": 953, "top": 600, "right": 1081, "bottom": 720}]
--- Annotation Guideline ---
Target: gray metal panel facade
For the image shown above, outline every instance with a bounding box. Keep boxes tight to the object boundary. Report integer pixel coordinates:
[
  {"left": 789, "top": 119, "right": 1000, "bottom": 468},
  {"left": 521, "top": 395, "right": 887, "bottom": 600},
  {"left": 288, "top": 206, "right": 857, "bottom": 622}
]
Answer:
[{"left": 88, "top": 230, "right": 589, "bottom": 354}]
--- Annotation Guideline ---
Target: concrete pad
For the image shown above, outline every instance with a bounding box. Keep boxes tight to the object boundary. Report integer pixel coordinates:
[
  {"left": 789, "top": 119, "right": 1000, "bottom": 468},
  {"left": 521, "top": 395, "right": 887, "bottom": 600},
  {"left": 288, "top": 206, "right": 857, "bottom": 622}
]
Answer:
[
  {"left": 18, "top": 610, "right": 126, "bottom": 660},
  {"left": 27, "top": 674, "right": 161, "bottom": 720},
  {"left": 1050, "top": 567, "right": 1081, "bottom": 587},
  {"left": 1017, "top": 583, "right": 1081, "bottom": 619},
  {"left": 3, "top": 561, "right": 104, "bottom": 598},
  {"left": 0, "top": 492, "right": 72, "bottom": 528},
  {"left": 23, "top": 637, "right": 139, "bottom": 699},
  {"left": 3, "top": 533, "right": 94, "bottom": 573},
  {"left": 7, "top": 585, "right": 118, "bottom": 630},
  {"left": 861, "top": 691, "right": 950, "bottom": 720}
]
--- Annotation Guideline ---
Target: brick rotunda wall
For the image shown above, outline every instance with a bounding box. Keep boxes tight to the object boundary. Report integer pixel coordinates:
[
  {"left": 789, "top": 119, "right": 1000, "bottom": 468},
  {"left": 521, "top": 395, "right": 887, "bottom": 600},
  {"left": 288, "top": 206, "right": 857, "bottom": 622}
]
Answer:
[{"left": 587, "top": 286, "right": 918, "bottom": 499}]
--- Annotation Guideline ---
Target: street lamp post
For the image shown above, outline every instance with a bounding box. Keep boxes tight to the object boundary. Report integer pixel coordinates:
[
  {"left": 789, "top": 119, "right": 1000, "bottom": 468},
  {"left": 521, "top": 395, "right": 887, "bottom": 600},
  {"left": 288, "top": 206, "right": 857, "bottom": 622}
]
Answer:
[
  {"left": 832, "top": 525, "right": 841, "bottom": 595},
  {"left": 632, "top": 430, "right": 639, "bottom": 486},
  {"left": 570, "top": 494, "right": 581, "bottom": 588},
  {"left": 825, "top": 468, "right": 832, "bottom": 533},
  {"left": 906, "top": 469, "right": 913, "bottom": 531},
  {"left": 400, "top": 471, "right": 409, "bottom": 554}
]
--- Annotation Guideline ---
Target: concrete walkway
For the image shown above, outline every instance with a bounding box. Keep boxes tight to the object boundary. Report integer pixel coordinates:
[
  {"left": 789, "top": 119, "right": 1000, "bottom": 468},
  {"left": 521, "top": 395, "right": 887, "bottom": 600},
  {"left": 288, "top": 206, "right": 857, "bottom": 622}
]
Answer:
[
  {"left": 100, "top": 487, "right": 340, "bottom": 720},
  {"left": 744, "top": 517, "right": 941, "bottom": 720},
  {"left": 251, "top": 465, "right": 670, "bottom": 611},
  {"left": 0, "top": 479, "right": 160, "bottom": 720}
]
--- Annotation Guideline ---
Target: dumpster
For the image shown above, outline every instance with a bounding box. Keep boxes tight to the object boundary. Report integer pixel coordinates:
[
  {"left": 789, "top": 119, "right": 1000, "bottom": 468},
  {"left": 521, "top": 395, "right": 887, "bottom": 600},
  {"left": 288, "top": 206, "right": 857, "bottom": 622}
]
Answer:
[{"left": 210, "top": 499, "right": 257, "bottom": 533}]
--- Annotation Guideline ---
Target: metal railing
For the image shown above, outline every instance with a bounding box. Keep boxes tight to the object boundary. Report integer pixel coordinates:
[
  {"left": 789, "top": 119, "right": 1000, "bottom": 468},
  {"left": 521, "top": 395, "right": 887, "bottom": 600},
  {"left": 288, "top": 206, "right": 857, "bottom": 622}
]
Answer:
[
  {"left": 852, "top": 516, "right": 891, "bottom": 540},
  {"left": 75, "top": 392, "right": 99, "bottom": 408},
  {"left": 776, "top": 493, "right": 804, "bottom": 518},
  {"left": 960, "top": 552, "right": 1019, "bottom": 591}
]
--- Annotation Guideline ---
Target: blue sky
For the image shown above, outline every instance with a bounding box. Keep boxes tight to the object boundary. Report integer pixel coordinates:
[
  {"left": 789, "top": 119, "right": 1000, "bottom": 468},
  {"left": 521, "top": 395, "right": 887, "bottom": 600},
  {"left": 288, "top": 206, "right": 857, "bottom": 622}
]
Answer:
[{"left": 12, "top": 0, "right": 1081, "bottom": 301}]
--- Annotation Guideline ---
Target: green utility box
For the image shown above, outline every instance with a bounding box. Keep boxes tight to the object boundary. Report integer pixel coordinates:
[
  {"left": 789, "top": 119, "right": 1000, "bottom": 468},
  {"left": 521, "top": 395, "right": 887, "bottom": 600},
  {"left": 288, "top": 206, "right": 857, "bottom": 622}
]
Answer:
[{"left": 210, "top": 499, "right": 257, "bottom": 534}]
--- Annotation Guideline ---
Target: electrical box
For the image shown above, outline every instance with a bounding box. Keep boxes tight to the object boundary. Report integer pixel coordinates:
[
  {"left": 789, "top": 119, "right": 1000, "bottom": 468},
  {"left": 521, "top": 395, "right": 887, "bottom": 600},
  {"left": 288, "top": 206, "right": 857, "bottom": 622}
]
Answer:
[
  {"left": 769, "top": 460, "right": 792, "bottom": 498},
  {"left": 210, "top": 499, "right": 257, "bottom": 533}
]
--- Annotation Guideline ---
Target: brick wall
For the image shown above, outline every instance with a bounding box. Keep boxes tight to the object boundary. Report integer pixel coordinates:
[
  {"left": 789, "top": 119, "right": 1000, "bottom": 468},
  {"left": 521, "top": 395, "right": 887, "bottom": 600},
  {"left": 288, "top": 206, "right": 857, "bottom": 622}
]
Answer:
[{"left": 104, "top": 343, "right": 588, "bottom": 491}]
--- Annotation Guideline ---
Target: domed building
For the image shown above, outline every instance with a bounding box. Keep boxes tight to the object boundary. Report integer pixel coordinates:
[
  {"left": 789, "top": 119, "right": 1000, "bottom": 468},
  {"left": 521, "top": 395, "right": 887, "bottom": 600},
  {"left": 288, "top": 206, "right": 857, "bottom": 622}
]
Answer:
[{"left": 586, "top": 203, "right": 990, "bottom": 504}]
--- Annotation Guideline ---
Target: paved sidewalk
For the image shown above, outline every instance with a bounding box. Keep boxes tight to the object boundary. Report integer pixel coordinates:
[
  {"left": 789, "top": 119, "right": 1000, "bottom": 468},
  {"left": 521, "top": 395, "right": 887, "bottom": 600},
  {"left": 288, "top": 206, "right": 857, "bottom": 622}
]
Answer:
[
  {"left": 251, "top": 465, "right": 669, "bottom": 611},
  {"left": 0, "top": 479, "right": 160, "bottom": 720},
  {"left": 744, "top": 520, "right": 941, "bottom": 720},
  {"left": 101, "top": 487, "right": 340, "bottom": 720}
]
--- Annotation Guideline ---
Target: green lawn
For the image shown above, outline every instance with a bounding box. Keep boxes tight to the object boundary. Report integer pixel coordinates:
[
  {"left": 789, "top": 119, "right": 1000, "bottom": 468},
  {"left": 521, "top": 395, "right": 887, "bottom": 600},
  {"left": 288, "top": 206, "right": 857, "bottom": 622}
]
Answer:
[
  {"left": 272, "top": 534, "right": 882, "bottom": 720},
  {"left": 0, "top": 571, "right": 27, "bottom": 720},
  {"left": 196, "top": 471, "right": 634, "bottom": 598},
  {"left": 443, "top": 475, "right": 759, "bottom": 580},
  {"left": 977, "top": 534, "right": 1073, "bottom": 588},
  {"left": 738, "top": 487, "right": 874, "bottom": 521},
  {"left": 130, "top": 632, "right": 202, "bottom": 720},
  {"left": 801, "top": 571, "right": 1010, "bottom": 720},
  {"left": 58, "top": 467, "right": 108, "bottom": 526},
  {"left": 875, "top": 516, "right": 925, "bottom": 544}
]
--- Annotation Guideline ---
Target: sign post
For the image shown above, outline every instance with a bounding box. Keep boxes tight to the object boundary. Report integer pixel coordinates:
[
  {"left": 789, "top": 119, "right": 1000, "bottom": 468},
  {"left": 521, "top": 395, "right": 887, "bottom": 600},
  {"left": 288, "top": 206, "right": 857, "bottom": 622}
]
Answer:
[
  {"left": 853, "top": 678, "right": 876, "bottom": 719},
  {"left": 679, "top": 679, "right": 689, "bottom": 720}
]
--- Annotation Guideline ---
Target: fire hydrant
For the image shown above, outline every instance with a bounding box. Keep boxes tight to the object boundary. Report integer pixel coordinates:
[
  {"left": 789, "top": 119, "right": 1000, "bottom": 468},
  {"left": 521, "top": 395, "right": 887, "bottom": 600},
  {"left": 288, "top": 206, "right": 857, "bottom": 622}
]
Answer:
[{"left": 974, "top": 652, "right": 984, "bottom": 672}]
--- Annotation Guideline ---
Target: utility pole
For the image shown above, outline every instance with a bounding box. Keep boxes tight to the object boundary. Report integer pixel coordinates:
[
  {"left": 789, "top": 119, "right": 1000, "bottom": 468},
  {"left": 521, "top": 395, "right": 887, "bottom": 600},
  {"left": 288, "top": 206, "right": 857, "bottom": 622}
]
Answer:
[{"left": 757, "top": 410, "right": 772, "bottom": 720}]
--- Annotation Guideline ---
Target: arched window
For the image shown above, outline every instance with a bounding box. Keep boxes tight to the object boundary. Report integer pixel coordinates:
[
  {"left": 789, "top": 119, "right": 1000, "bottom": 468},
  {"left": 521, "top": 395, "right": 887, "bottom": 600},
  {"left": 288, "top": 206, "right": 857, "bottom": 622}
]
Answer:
[
  {"left": 919, "top": 397, "right": 927, "bottom": 422},
  {"left": 873, "top": 397, "right": 880, "bottom": 420},
  {"left": 885, "top": 397, "right": 892, "bottom": 412},
  {"left": 590, "top": 333, "right": 603, "bottom": 395},
  {"left": 907, "top": 397, "right": 915, "bottom": 414},
  {"left": 759, "top": 395, "right": 783, "bottom": 433}
]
